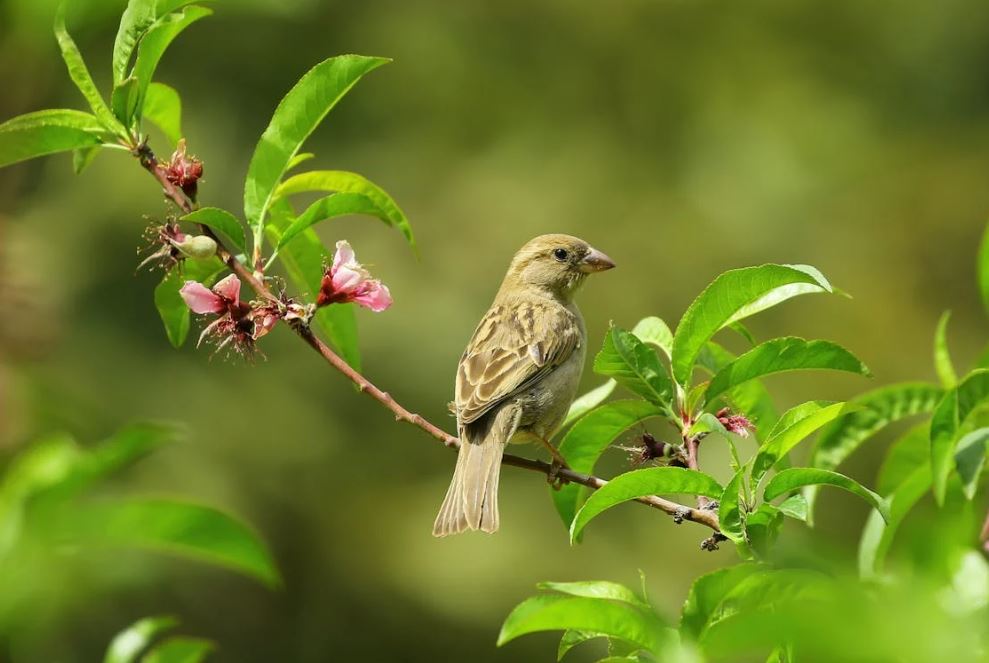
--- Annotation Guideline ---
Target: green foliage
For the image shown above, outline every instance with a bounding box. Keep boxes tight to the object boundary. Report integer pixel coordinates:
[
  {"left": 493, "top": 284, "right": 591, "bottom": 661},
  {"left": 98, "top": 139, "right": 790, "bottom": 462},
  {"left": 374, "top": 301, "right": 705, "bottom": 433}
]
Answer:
[
  {"left": 154, "top": 257, "right": 226, "bottom": 348},
  {"left": 181, "top": 209, "right": 247, "bottom": 254},
  {"left": 593, "top": 326, "right": 674, "bottom": 409},
  {"left": 763, "top": 468, "right": 889, "bottom": 522},
  {"left": 104, "top": 614, "right": 214, "bottom": 663},
  {"left": 243, "top": 55, "right": 390, "bottom": 242},
  {"left": 143, "top": 82, "right": 183, "bottom": 145},
  {"left": 0, "top": 109, "right": 108, "bottom": 167},
  {"left": 930, "top": 369, "right": 989, "bottom": 504}
]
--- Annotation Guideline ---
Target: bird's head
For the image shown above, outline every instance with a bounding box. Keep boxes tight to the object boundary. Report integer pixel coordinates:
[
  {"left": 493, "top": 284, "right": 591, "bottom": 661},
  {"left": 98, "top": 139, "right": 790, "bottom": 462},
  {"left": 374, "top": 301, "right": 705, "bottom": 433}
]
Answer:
[{"left": 502, "top": 234, "right": 615, "bottom": 300}]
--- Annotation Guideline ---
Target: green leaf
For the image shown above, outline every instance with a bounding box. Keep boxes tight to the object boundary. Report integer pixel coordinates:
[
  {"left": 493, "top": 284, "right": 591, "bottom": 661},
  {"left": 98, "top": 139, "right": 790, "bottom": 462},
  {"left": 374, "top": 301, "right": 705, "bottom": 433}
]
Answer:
[
  {"left": 498, "top": 595, "right": 667, "bottom": 654},
  {"left": 275, "top": 193, "right": 382, "bottom": 249},
  {"left": 630, "top": 316, "right": 673, "bottom": 359},
  {"left": 751, "top": 402, "right": 858, "bottom": 485},
  {"left": 286, "top": 152, "right": 315, "bottom": 171},
  {"left": 104, "top": 615, "right": 178, "bottom": 663},
  {"left": 0, "top": 109, "right": 107, "bottom": 167},
  {"left": 125, "top": 6, "right": 212, "bottom": 127},
  {"left": 180, "top": 208, "right": 247, "bottom": 254},
  {"left": 979, "top": 223, "right": 989, "bottom": 316},
  {"left": 62, "top": 498, "right": 280, "bottom": 587},
  {"left": 670, "top": 264, "right": 833, "bottom": 385},
  {"left": 153, "top": 259, "right": 225, "bottom": 348},
  {"left": 593, "top": 327, "right": 673, "bottom": 407},
  {"left": 552, "top": 400, "right": 664, "bottom": 529},
  {"left": 777, "top": 494, "right": 808, "bottom": 521},
  {"left": 680, "top": 563, "right": 763, "bottom": 641},
  {"left": 266, "top": 198, "right": 360, "bottom": 368},
  {"left": 54, "top": 5, "right": 126, "bottom": 137},
  {"left": 745, "top": 503, "right": 784, "bottom": 558},
  {"left": 560, "top": 380, "right": 616, "bottom": 430},
  {"left": 143, "top": 81, "right": 182, "bottom": 145},
  {"left": 538, "top": 580, "right": 648, "bottom": 608},
  {"left": 934, "top": 311, "right": 957, "bottom": 388},
  {"left": 243, "top": 55, "right": 390, "bottom": 239},
  {"left": 72, "top": 145, "right": 101, "bottom": 174},
  {"left": 931, "top": 369, "right": 989, "bottom": 504},
  {"left": 570, "top": 468, "right": 722, "bottom": 542},
  {"left": 728, "top": 321, "right": 756, "bottom": 346},
  {"left": 276, "top": 170, "right": 415, "bottom": 250},
  {"left": 706, "top": 337, "right": 870, "bottom": 403},
  {"left": 764, "top": 468, "right": 889, "bottom": 522},
  {"left": 858, "top": 466, "right": 930, "bottom": 577},
  {"left": 557, "top": 630, "right": 603, "bottom": 661},
  {"left": 141, "top": 637, "right": 214, "bottom": 663},
  {"left": 955, "top": 427, "right": 989, "bottom": 500},
  {"left": 876, "top": 423, "right": 930, "bottom": 494},
  {"left": 66, "top": 422, "right": 180, "bottom": 496},
  {"left": 698, "top": 341, "right": 778, "bottom": 431},
  {"left": 718, "top": 468, "right": 747, "bottom": 544},
  {"left": 112, "top": 0, "right": 157, "bottom": 85}
]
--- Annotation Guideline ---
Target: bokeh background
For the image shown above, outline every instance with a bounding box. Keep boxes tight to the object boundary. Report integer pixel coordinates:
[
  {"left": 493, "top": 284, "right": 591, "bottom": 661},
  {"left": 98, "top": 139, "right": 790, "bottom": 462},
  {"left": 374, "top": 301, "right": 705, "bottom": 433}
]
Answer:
[{"left": 2, "top": 0, "right": 989, "bottom": 660}]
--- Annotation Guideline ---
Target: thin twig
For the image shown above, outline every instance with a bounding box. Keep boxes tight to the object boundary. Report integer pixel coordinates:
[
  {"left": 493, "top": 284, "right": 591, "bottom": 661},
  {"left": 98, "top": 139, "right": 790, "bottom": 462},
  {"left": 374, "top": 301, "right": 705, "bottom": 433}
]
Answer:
[{"left": 134, "top": 143, "right": 723, "bottom": 536}]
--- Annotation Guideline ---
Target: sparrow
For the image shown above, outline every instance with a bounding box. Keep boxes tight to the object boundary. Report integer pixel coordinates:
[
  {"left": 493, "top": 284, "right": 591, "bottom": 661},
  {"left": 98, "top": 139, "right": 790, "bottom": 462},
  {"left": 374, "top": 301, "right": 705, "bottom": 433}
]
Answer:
[{"left": 433, "top": 234, "right": 615, "bottom": 536}]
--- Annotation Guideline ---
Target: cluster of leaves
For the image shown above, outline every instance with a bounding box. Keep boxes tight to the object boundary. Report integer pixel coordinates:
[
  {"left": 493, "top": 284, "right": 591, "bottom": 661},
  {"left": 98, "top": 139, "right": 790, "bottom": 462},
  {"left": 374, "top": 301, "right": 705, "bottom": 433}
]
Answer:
[
  {"left": 0, "top": 0, "right": 414, "bottom": 367},
  {"left": 104, "top": 615, "right": 212, "bottom": 663},
  {"left": 0, "top": 423, "right": 279, "bottom": 658},
  {"left": 551, "top": 263, "right": 879, "bottom": 554},
  {"left": 502, "top": 225, "right": 989, "bottom": 661}
]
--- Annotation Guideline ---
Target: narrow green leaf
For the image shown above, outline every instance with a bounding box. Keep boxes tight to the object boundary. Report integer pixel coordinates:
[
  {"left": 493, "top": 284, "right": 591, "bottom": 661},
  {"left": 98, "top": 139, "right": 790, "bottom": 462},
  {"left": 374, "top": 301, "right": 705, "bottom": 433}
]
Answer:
[
  {"left": 727, "top": 321, "right": 756, "bottom": 346},
  {"left": 275, "top": 193, "right": 382, "bottom": 249},
  {"left": 0, "top": 109, "right": 107, "bottom": 167},
  {"left": 706, "top": 337, "right": 870, "bottom": 402},
  {"left": 65, "top": 422, "right": 180, "bottom": 497},
  {"left": 552, "top": 400, "right": 664, "bottom": 529},
  {"left": 72, "top": 145, "right": 101, "bottom": 174},
  {"left": 570, "top": 468, "right": 723, "bottom": 542},
  {"left": 54, "top": 5, "right": 126, "bottom": 136},
  {"left": 560, "top": 380, "right": 617, "bottom": 430},
  {"left": 593, "top": 327, "right": 673, "bottom": 407},
  {"left": 955, "top": 427, "right": 989, "bottom": 500},
  {"left": 931, "top": 369, "right": 989, "bottom": 504},
  {"left": 62, "top": 498, "right": 280, "bottom": 587},
  {"left": 858, "top": 466, "right": 930, "bottom": 577},
  {"left": 141, "top": 637, "right": 214, "bottom": 663},
  {"left": 538, "top": 580, "right": 648, "bottom": 608},
  {"left": 156, "top": 0, "right": 210, "bottom": 15},
  {"left": 126, "top": 6, "right": 212, "bottom": 126},
  {"left": 112, "top": 0, "right": 156, "bottom": 84},
  {"left": 680, "top": 563, "right": 763, "bottom": 641},
  {"left": 276, "top": 170, "right": 415, "bottom": 250},
  {"left": 286, "top": 152, "right": 315, "bottom": 171},
  {"left": 143, "top": 81, "right": 182, "bottom": 145},
  {"left": 498, "top": 595, "right": 667, "bottom": 654},
  {"left": 751, "top": 402, "right": 858, "bottom": 485},
  {"left": 266, "top": 198, "right": 360, "bottom": 368},
  {"left": 244, "top": 55, "right": 390, "bottom": 237},
  {"left": 671, "top": 264, "right": 833, "bottom": 385},
  {"left": 764, "top": 468, "right": 889, "bottom": 522},
  {"left": 934, "top": 311, "right": 957, "bottom": 388},
  {"left": 698, "top": 342, "right": 778, "bottom": 431},
  {"left": 718, "top": 468, "right": 746, "bottom": 544},
  {"left": 777, "top": 494, "right": 808, "bottom": 521},
  {"left": 630, "top": 316, "right": 673, "bottom": 359},
  {"left": 180, "top": 208, "right": 247, "bottom": 254},
  {"left": 111, "top": 77, "right": 139, "bottom": 128},
  {"left": 979, "top": 223, "right": 989, "bottom": 316},
  {"left": 557, "top": 630, "right": 603, "bottom": 661},
  {"left": 104, "top": 615, "right": 178, "bottom": 663}
]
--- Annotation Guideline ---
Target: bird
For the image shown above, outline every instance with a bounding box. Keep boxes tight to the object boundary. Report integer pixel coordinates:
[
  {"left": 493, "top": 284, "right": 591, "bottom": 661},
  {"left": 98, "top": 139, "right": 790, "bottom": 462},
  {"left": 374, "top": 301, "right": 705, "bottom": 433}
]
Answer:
[{"left": 433, "top": 234, "right": 615, "bottom": 536}]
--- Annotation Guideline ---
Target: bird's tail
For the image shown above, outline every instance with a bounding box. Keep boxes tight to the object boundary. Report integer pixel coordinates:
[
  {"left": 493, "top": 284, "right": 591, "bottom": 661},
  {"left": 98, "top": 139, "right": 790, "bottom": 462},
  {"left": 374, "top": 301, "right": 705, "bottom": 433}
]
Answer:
[{"left": 432, "top": 433, "right": 504, "bottom": 537}]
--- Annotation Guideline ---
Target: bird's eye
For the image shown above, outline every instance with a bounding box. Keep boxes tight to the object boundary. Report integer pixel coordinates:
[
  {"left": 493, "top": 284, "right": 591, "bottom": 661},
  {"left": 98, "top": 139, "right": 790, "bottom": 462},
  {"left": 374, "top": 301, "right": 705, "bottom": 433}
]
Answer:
[{"left": 553, "top": 248, "right": 569, "bottom": 261}]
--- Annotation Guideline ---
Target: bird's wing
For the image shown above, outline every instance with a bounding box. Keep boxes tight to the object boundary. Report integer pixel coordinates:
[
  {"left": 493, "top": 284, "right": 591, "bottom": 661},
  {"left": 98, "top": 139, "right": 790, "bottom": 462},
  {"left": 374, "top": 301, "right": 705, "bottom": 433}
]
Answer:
[{"left": 456, "top": 299, "right": 581, "bottom": 425}]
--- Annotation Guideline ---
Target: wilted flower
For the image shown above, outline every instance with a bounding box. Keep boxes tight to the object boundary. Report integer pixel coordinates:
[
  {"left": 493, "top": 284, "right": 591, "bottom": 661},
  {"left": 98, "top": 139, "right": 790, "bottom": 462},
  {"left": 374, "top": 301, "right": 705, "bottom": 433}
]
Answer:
[
  {"left": 621, "top": 432, "right": 686, "bottom": 468},
  {"left": 180, "top": 275, "right": 257, "bottom": 354},
  {"left": 316, "top": 240, "right": 392, "bottom": 312},
  {"left": 163, "top": 139, "right": 203, "bottom": 200},
  {"left": 137, "top": 220, "right": 216, "bottom": 272},
  {"left": 716, "top": 407, "right": 755, "bottom": 438}
]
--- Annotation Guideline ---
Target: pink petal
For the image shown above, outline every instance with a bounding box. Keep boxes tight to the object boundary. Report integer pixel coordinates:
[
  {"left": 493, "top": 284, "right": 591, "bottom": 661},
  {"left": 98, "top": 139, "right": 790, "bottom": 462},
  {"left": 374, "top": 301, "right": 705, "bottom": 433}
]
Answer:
[
  {"left": 180, "top": 281, "right": 225, "bottom": 314},
  {"left": 212, "top": 274, "right": 241, "bottom": 305},
  {"left": 331, "top": 263, "right": 368, "bottom": 293},
  {"left": 354, "top": 281, "right": 392, "bottom": 312},
  {"left": 332, "top": 240, "right": 356, "bottom": 271}
]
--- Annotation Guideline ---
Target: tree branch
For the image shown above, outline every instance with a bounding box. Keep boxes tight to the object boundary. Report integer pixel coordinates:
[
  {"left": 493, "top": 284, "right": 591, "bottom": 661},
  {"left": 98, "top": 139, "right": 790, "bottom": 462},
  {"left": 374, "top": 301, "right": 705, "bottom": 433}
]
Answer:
[{"left": 134, "top": 142, "right": 723, "bottom": 537}]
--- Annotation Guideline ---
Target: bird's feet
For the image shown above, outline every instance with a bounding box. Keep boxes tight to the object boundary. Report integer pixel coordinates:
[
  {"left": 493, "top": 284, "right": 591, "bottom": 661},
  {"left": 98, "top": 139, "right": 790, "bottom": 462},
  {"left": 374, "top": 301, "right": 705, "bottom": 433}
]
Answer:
[{"left": 547, "top": 459, "right": 569, "bottom": 490}]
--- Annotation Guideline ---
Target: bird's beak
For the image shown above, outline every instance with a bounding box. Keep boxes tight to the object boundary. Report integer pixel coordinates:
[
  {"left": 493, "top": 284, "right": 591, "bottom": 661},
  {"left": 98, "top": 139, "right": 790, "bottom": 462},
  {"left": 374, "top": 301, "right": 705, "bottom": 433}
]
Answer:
[{"left": 579, "top": 247, "right": 616, "bottom": 273}]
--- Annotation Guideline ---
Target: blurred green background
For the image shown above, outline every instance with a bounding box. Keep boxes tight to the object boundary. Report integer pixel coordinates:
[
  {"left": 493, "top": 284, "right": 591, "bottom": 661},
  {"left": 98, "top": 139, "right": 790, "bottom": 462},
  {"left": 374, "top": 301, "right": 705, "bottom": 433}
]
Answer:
[{"left": 2, "top": 0, "right": 989, "bottom": 660}]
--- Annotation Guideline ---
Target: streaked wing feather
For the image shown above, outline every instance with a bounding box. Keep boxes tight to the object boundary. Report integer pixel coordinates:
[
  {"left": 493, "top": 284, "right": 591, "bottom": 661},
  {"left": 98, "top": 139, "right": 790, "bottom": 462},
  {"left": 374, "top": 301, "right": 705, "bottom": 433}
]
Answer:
[{"left": 456, "top": 300, "right": 579, "bottom": 424}]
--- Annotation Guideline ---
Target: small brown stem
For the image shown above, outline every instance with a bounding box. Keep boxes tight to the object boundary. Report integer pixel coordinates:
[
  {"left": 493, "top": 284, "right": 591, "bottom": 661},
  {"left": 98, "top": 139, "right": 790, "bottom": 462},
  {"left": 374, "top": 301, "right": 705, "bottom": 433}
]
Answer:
[{"left": 134, "top": 143, "right": 723, "bottom": 538}]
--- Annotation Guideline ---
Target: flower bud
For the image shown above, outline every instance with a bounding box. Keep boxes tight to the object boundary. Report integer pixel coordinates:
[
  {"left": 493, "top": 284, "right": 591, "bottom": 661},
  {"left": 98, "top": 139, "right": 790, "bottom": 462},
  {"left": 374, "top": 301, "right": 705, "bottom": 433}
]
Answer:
[{"left": 171, "top": 234, "right": 217, "bottom": 260}]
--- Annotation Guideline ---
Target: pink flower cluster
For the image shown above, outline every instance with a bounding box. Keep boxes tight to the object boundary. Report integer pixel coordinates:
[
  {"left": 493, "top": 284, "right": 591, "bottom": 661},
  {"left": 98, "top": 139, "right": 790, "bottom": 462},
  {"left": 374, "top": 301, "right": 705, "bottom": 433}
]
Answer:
[
  {"left": 179, "top": 240, "right": 391, "bottom": 355},
  {"left": 716, "top": 407, "right": 755, "bottom": 438}
]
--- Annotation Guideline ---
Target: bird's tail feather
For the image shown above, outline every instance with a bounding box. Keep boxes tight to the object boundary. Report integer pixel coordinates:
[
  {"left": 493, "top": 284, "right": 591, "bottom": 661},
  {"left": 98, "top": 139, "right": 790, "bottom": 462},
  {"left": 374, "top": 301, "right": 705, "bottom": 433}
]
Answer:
[{"left": 432, "top": 435, "right": 504, "bottom": 537}]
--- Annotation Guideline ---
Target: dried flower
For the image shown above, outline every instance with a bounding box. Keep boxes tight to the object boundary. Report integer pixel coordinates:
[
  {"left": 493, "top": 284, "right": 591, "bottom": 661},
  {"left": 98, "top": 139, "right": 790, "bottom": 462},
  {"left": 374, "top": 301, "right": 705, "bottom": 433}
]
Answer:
[
  {"left": 716, "top": 407, "right": 755, "bottom": 438},
  {"left": 163, "top": 139, "right": 203, "bottom": 200},
  {"left": 137, "top": 220, "right": 216, "bottom": 272},
  {"left": 622, "top": 432, "right": 687, "bottom": 468},
  {"left": 316, "top": 240, "right": 392, "bottom": 312}
]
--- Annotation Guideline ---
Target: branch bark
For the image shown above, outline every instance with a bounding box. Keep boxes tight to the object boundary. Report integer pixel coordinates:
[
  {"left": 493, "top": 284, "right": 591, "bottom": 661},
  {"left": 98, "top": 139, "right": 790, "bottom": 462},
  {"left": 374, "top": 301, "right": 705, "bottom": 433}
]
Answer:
[{"left": 135, "top": 142, "right": 723, "bottom": 537}]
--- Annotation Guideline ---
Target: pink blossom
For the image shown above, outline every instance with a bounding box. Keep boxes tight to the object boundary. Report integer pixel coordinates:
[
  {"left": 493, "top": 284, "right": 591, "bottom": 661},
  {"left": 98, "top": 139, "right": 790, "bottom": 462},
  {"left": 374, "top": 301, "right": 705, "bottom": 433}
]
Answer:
[
  {"left": 716, "top": 407, "right": 755, "bottom": 438},
  {"left": 316, "top": 240, "right": 392, "bottom": 312},
  {"left": 179, "top": 274, "right": 241, "bottom": 314}
]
